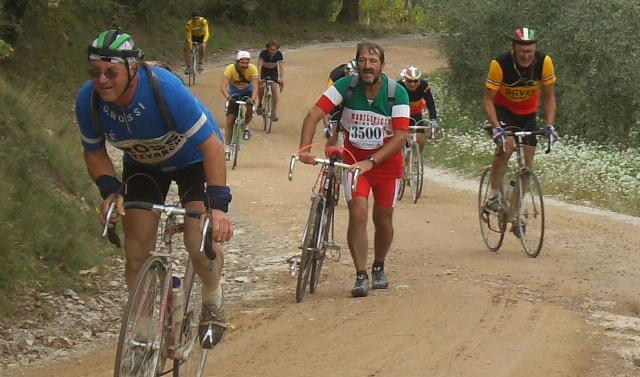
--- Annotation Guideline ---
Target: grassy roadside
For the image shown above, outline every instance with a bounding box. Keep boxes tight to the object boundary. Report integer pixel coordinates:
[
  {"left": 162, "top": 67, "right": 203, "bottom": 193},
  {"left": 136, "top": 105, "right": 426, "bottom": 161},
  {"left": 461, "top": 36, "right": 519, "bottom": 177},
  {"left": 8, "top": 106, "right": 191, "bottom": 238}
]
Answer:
[{"left": 425, "top": 73, "right": 640, "bottom": 217}]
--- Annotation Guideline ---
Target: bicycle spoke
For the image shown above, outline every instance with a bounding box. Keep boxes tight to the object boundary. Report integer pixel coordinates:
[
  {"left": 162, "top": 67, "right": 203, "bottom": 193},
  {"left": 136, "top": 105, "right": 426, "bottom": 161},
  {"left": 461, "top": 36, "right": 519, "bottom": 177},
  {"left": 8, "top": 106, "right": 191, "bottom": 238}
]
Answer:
[
  {"left": 516, "top": 172, "right": 545, "bottom": 257},
  {"left": 172, "top": 260, "right": 208, "bottom": 377},
  {"left": 478, "top": 167, "right": 506, "bottom": 252},
  {"left": 297, "top": 196, "right": 323, "bottom": 303},
  {"left": 115, "top": 257, "right": 167, "bottom": 377}
]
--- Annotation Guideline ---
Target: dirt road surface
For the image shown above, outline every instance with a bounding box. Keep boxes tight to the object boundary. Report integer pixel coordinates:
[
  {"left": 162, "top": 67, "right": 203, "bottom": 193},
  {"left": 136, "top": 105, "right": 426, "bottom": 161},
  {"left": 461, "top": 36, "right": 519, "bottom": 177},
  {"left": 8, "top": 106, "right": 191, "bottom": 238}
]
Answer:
[{"left": 11, "top": 36, "right": 640, "bottom": 377}]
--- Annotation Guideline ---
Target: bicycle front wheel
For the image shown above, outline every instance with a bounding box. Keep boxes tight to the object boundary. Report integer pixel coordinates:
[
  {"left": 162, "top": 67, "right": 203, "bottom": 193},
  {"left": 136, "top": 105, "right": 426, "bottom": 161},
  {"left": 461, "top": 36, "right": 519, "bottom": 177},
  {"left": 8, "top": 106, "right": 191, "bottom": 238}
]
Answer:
[
  {"left": 478, "top": 167, "right": 506, "bottom": 252},
  {"left": 516, "top": 171, "right": 545, "bottom": 258},
  {"left": 310, "top": 201, "right": 333, "bottom": 293},
  {"left": 173, "top": 260, "right": 207, "bottom": 377},
  {"left": 297, "top": 195, "right": 323, "bottom": 303},
  {"left": 230, "top": 117, "right": 242, "bottom": 170},
  {"left": 189, "top": 49, "right": 197, "bottom": 86},
  {"left": 409, "top": 142, "right": 424, "bottom": 204},
  {"left": 114, "top": 256, "right": 167, "bottom": 377},
  {"left": 262, "top": 90, "right": 273, "bottom": 133}
]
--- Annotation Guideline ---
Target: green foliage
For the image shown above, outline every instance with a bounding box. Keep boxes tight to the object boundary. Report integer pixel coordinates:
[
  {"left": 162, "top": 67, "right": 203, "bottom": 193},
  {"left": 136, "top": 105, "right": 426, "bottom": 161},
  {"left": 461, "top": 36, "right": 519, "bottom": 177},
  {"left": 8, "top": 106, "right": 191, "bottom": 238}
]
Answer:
[
  {"left": 434, "top": 0, "right": 640, "bottom": 147},
  {"left": 0, "top": 76, "right": 108, "bottom": 314}
]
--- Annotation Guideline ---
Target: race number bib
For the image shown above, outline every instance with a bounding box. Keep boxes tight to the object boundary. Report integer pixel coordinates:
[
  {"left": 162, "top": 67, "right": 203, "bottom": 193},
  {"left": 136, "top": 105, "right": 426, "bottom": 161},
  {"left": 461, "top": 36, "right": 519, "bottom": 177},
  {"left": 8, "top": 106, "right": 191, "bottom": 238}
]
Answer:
[{"left": 349, "top": 124, "right": 384, "bottom": 150}]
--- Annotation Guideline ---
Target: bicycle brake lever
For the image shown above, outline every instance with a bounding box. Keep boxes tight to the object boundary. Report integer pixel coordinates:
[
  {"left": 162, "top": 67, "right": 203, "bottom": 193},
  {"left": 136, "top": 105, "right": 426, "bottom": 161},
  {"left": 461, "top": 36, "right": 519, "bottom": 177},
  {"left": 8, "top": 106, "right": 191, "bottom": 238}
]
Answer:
[
  {"left": 351, "top": 167, "right": 361, "bottom": 192},
  {"left": 200, "top": 217, "right": 217, "bottom": 261},
  {"left": 107, "top": 227, "right": 122, "bottom": 248},
  {"left": 288, "top": 155, "right": 297, "bottom": 181},
  {"left": 102, "top": 202, "right": 116, "bottom": 237}
]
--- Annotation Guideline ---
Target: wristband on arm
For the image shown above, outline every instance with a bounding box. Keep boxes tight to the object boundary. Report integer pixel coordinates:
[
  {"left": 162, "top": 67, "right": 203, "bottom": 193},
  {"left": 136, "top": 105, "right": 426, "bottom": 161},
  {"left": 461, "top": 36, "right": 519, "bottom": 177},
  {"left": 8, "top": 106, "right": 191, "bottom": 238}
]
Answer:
[
  {"left": 206, "top": 185, "right": 232, "bottom": 213},
  {"left": 95, "top": 175, "right": 122, "bottom": 200}
]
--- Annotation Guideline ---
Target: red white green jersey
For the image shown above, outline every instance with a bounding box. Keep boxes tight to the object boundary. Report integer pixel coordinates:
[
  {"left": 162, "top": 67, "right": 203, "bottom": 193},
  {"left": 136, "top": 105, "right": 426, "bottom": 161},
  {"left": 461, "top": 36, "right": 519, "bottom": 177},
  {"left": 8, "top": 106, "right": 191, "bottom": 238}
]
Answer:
[{"left": 316, "top": 74, "right": 410, "bottom": 178}]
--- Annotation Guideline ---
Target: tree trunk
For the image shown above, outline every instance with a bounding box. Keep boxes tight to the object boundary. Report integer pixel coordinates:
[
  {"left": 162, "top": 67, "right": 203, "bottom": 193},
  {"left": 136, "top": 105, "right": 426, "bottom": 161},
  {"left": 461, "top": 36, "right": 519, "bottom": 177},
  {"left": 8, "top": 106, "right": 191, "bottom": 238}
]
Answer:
[
  {"left": 336, "top": 0, "right": 360, "bottom": 24},
  {"left": 404, "top": 0, "right": 414, "bottom": 25}
]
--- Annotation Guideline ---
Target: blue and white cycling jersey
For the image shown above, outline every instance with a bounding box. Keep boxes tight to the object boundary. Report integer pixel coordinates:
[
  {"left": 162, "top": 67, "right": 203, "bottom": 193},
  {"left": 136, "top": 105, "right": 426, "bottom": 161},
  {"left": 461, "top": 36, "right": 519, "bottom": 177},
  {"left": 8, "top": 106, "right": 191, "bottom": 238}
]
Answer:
[{"left": 76, "top": 65, "right": 223, "bottom": 172}]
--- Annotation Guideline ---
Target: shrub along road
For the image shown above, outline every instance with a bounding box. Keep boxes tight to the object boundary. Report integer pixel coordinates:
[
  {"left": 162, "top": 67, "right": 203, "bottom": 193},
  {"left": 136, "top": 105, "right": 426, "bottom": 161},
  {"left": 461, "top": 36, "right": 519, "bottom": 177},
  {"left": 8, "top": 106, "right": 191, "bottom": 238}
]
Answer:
[{"left": 15, "top": 36, "right": 640, "bottom": 377}]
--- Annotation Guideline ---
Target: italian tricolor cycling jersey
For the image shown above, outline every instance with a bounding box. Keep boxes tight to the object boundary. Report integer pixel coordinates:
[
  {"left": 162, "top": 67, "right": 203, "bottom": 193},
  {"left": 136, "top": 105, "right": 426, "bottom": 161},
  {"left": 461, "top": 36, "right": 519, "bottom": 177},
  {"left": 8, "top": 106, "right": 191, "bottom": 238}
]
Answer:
[
  {"left": 486, "top": 51, "right": 556, "bottom": 115},
  {"left": 316, "top": 74, "right": 410, "bottom": 178}
]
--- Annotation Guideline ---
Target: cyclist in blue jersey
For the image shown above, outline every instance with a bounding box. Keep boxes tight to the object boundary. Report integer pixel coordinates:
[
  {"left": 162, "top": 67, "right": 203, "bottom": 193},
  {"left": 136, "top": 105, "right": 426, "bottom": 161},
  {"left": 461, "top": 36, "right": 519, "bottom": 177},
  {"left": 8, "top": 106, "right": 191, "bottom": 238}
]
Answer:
[
  {"left": 256, "top": 41, "right": 284, "bottom": 121},
  {"left": 76, "top": 29, "right": 231, "bottom": 349}
]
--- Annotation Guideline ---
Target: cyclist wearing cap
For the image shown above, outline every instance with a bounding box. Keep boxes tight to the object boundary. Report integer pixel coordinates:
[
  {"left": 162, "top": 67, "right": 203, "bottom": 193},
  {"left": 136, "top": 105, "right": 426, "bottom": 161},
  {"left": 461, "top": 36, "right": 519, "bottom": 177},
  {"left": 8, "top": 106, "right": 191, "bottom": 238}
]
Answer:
[
  {"left": 220, "top": 50, "right": 259, "bottom": 159},
  {"left": 299, "top": 42, "right": 410, "bottom": 298},
  {"left": 398, "top": 65, "right": 438, "bottom": 153},
  {"left": 483, "top": 27, "right": 558, "bottom": 235},
  {"left": 184, "top": 11, "right": 211, "bottom": 74},
  {"left": 76, "top": 29, "right": 231, "bottom": 348},
  {"left": 256, "top": 41, "right": 284, "bottom": 121}
]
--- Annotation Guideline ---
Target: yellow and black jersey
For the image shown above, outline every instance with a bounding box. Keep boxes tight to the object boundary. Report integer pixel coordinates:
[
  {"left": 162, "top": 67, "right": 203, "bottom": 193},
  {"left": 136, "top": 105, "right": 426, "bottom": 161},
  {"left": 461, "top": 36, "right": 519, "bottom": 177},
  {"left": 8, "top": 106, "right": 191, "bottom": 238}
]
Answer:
[
  {"left": 485, "top": 51, "right": 555, "bottom": 115},
  {"left": 186, "top": 17, "right": 210, "bottom": 43}
]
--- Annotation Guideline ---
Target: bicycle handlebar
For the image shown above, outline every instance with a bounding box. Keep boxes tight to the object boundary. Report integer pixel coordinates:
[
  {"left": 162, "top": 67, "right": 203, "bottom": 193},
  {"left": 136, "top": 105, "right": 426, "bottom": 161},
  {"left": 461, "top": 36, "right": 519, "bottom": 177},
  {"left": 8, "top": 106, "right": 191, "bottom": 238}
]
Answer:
[
  {"left": 288, "top": 155, "right": 361, "bottom": 192},
  {"left": 101, "top": 201, "right": 215, "bottom": 258}
]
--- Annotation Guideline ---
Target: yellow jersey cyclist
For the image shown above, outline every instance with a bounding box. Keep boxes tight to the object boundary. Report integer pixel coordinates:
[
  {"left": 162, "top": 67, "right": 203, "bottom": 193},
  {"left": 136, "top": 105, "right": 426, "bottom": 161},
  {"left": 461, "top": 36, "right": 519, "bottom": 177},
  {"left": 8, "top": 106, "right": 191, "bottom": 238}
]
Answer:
[
  {"left": 398, "top": 65, "right": 438, "bottom": 153},
  {"left": 184, "top": 10, "right": 210, "bottom": 74},
  {"left": 256, "top": 41, "right": 285, "bottom": 121},
  {"left": 483, "top": 27, "right": 559, "bottom": 233},
  {"left": 220, "top": 50, "right": 259, "bottom": 159}
]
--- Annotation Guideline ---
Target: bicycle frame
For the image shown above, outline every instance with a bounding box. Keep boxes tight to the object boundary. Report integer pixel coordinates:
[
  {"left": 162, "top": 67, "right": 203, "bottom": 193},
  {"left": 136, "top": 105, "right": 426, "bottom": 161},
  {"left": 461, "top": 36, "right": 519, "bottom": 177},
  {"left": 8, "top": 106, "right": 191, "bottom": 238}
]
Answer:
[
  {"left": 106, "top": 201, "right": 212, "bottom": 374},
  {"left": 228, "top": 95, "right": 253, "bottom": 169}
]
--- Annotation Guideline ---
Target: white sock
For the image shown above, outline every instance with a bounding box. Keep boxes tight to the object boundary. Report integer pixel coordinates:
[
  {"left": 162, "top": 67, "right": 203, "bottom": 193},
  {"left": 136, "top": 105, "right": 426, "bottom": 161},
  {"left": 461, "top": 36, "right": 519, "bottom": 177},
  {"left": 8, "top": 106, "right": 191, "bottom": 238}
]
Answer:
[{"left": 202, "top": 284, "right": 222, "bottom": 307}]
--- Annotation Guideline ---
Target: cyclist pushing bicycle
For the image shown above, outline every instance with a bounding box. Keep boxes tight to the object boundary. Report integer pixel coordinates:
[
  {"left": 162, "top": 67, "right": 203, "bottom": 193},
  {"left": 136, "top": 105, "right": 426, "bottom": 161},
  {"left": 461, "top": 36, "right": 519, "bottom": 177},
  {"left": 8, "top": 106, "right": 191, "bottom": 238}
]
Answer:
[
  {"left": 483, "top": 27, "right": 559, "bottom": 235},
  {"left": 220, "top": 50, "right": 259, "bottom": 160},
  {"left": 76, "top": 29, "right": 232, "bottom": 351},
  {"left": 184, "top": 11, "right": 210, "bottom": 74},
  {"left": 299, "top": 42, "right": 410, "bottom": 298},
  {"left": 398, "top": 65, "right": 438, "bottom": 154}
]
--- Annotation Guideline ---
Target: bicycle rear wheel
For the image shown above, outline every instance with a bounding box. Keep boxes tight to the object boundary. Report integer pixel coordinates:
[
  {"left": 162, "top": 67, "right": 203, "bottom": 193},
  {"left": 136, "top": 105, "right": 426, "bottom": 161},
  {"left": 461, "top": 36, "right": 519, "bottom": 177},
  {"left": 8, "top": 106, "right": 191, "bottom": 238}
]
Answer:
[
  {"left": 114, "top": 256, "right": 167, "bottom": 377},
  {"left": 478, "top": 167, "right": 506, "bottom": 252},
  {"left": 397, "top": 145, "right": 409, "bottom": 201},
  {"left": 515, "top": 171, "right": 545, "bottom": 258},
  {"left": 296, "top": 195, "right": 323, "bottom": 303},
  {"left": 172, "top": 261, "right": 208, "bottom": 377},
  {"left": 409, "top": 142, "right": 424, "bottom": 204}
]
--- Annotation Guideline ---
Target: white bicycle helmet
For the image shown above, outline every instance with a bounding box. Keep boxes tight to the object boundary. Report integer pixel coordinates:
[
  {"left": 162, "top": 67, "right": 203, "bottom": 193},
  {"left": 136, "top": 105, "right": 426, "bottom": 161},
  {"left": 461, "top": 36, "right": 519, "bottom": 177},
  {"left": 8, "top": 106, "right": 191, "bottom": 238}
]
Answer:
[{"left": 404, "top": 66, "right": 422, "bottom": 81}]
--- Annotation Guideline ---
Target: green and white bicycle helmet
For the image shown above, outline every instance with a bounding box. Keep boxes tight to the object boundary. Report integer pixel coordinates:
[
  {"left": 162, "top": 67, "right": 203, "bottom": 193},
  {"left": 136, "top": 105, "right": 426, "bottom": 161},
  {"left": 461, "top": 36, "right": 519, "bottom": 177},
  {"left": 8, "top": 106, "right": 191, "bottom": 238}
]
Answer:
[
  {"left": 88, "top": 29, "right": 142, "bottom": 64},
  {"left": 346, "top": 59, "right": 357, "bottom": 75},
  {"left": 511, "top": 27, "right": 537, "bottom": 45}
]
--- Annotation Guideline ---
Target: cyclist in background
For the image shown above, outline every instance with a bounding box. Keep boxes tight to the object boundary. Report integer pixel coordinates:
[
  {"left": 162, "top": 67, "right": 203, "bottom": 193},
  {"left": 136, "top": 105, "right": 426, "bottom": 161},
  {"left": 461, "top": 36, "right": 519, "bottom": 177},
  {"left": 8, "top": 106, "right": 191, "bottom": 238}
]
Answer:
[
  {"left": 299, "top": 42, "right": 410, "bottom": 298},
  {"left": 256, "top": 41, "right": 284, "bottom": 121},
  {"left": 220, "top": 50, "right": 259, "bottom": 160},
  {"left": 398, "top": 65, "right": 438, "bottom": 154},
  {"left": 324, "top": 59, "right": 358, "bottom": 141},
  {"left": 184, "top": 10, "right": 210, "bottom": 74},
  {"left": 76, "top": 29, "right": 231, "bottom": 348},
  {"left": 483, "top": 27, "right": 558, "bottom": 225}
]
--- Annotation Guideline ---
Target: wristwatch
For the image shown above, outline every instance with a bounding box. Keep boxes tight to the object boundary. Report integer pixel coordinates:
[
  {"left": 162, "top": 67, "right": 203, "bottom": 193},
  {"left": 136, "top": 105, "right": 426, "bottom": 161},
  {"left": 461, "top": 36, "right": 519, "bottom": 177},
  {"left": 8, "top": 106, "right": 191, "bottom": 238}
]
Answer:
[{"left": 367, "top": 156, "right": 378, "bottom": 166}]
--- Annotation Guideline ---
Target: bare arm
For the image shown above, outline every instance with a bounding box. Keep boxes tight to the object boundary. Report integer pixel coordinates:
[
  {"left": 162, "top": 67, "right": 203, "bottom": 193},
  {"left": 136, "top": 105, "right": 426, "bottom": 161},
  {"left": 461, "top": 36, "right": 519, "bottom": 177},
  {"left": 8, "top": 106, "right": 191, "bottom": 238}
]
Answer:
[
  {"left": 83, "top": 147, "right": 116, "bottom": 180},
  {"left": 250, "top": 78, "right": 260, "bottom": 103},
  {"left": 483, "top": 88, "right": 500, "bottom": 129},
  {"left": 542, "top": 85, "right": 556, "bottom": 126},
  {"left": 220, "top": 77, "right": 230, "bottom": 99},
  {"left": 198, "top": 133, "right": 232, "bottom": 242},
  {"left": 257, "top": 59, "right": 263, "bottom": 77},
  {"left": 198, "top": 133, "right": 227, "bottom": 186},
  {"left": 359, "top": 129, "right": 408, "bottom": 174},
  {"left": 299, "top": 106, "right": 326, "bottom": 164}
]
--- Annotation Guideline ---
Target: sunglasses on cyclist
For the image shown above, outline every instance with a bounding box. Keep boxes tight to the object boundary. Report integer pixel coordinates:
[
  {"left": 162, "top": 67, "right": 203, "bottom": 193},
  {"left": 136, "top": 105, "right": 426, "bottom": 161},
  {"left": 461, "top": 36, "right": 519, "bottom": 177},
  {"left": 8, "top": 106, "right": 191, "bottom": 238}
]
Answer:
[
  {"left": 406, "top": 79, "right": 420, "bottom": 84},
  {"left": 87, "top": 66, "right": 122, "bottom": 80}
]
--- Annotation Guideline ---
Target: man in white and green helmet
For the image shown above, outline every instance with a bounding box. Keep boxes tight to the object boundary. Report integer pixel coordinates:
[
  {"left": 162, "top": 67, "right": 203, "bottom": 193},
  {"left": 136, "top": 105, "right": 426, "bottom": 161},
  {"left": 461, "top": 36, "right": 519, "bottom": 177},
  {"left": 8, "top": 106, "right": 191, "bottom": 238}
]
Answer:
[
  {"left": 299, "top": 42, "right": 410, "bottom": 298},
  {"left": 76, "top": 29, "right": 231, "bottom": 353}
]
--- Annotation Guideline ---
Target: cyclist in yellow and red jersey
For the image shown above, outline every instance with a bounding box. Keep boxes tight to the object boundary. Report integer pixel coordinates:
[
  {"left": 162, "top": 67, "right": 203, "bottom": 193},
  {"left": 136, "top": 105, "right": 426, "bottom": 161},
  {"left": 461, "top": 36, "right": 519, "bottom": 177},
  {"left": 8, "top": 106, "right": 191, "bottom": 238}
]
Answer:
[
  {"left": 483, "top": 27, "right": 558, "bottom": 236},
  {"left": 184, "top": 11, "right": 211, "bottom": 74},
  {"left": 397, "top": 65, "right": 438, "bottom": 153}
]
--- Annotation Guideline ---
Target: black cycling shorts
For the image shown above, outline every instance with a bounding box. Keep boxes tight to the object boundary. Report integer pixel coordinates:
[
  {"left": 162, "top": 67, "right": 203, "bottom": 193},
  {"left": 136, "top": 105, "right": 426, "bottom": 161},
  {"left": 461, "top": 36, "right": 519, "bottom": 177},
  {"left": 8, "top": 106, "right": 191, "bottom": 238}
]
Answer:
[
  {"left": 226, "top": 92, "right": 253, "bottom": 116},
  {"left": 122, "top": 161, "right": 206, "bottom": 205},
  {"left": 188, "top": 35, "right": 205, "bottom": 44},
  {"left": 496, "top": 105, "right": 538, "bottom": 146}
]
